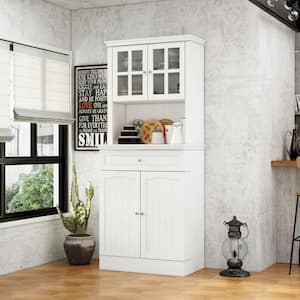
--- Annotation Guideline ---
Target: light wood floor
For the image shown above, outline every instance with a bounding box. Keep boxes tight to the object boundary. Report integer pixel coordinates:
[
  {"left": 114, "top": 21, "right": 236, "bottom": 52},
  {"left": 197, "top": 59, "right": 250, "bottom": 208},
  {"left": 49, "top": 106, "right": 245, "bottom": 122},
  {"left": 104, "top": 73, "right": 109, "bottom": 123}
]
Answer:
[{"left": 1, "top": 260, "right": 300, "bottom": 300}]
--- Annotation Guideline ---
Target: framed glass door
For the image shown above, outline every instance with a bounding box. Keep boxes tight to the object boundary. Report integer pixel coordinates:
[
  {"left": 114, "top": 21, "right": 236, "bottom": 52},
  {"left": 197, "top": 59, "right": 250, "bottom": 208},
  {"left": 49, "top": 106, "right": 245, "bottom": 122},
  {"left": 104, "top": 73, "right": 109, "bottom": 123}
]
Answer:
[
  {"left": 148, "top": 42, "right": 184, "bottom": 101},
  {"left": 113, "top": 46, "right": 147, "bottom": 101}
]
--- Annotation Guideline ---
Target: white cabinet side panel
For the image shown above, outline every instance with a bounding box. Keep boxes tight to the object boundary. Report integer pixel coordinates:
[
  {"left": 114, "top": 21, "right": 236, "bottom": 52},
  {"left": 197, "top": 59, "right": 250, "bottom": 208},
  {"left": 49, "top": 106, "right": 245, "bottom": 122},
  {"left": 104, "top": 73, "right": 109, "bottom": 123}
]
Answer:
[{"left": 184, "top": 42, "right": 204, "bottom": 146}]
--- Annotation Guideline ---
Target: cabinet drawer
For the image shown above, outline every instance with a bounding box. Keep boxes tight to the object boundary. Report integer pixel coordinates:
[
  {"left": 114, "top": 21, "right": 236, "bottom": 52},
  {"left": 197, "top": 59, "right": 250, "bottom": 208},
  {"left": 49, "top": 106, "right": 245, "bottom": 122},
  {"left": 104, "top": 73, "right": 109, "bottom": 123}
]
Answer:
[{"left": 102, "top": 151, "right": 185, "bottom": 171}]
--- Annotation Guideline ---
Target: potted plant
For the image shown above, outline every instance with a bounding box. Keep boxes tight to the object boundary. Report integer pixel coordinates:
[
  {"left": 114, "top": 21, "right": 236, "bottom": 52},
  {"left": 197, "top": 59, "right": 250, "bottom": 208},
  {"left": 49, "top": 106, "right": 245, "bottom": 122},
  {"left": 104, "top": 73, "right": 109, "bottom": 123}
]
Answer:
[{"left": 57, "top": 163, "right": 95, "bottom": 265}]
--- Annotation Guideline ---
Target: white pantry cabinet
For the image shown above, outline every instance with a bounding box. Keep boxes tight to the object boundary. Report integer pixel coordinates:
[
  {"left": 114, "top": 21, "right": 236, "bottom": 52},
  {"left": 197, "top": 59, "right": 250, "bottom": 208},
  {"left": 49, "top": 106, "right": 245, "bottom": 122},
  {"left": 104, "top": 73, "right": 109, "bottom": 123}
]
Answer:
[{"left": 100, "top": 35, "right": 205, "bottom": 276}]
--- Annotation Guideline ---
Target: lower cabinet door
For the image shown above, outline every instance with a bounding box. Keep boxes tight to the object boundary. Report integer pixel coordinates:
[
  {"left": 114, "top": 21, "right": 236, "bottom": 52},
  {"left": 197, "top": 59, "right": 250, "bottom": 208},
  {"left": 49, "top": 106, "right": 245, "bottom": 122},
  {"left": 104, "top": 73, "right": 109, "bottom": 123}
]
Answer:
[
  {"left": 141, "top": 172, "right": 185, "bottom": 261},
  {"left": 100, "top": 171, "right": 141, "bottom": 258}
]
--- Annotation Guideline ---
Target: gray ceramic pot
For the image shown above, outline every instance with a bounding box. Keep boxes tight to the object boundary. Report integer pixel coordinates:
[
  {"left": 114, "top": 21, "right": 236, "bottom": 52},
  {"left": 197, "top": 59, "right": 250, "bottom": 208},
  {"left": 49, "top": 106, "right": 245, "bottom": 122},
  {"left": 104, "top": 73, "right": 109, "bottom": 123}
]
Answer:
[{"left": 64, "top": 234, "right": 95, "bottom": 265}]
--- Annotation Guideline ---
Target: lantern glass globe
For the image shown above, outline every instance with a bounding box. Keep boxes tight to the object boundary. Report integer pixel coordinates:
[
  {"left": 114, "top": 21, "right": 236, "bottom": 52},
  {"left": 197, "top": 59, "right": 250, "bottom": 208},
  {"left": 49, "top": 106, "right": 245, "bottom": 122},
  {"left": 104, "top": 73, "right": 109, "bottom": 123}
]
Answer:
[{"left": 222, "top": 238, "right": 248, "bottom": 262}]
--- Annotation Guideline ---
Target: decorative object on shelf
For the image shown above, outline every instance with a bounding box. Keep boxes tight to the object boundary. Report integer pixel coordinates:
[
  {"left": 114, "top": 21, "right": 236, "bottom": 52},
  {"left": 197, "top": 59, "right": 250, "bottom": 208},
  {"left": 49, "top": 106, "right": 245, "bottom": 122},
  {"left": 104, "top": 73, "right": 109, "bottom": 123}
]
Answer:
[
  {"left": 130, "top": 119, "right": 144, "bottom": 136},
  {"left": 249, "top": 0, "right": 300, "bottom": 31},
  {"left": 57, "top": 164, "right": 95, "bottom": 265},
  {"left": 75, "top": 65, "right": 107, "bottom": 151},
  {"left": 118, "top": 125, "right": 143, "bottom": 144},
  {"left": 289, "top": 128, "right": 299, "bottom": 160},
  {"left": 140, "top": 119, "right": 164, "bottom": 144},
  {"left": 170, "top": 121, "right": 184, "bottom": 144},
  {"left": 160, "top": 119, "right": 174, "bottom": 144},
  {"left": 165, "top": 125, "right": 174, "bottom": 144},
  {"left": 220, "top": 216, "right": 250, "bottom": 278},
  {"left": 151, "top": 129, "right": 164, "bottom": 144},
  {"left": 159, "top": 119, "right": 173, "bottom": 126}
]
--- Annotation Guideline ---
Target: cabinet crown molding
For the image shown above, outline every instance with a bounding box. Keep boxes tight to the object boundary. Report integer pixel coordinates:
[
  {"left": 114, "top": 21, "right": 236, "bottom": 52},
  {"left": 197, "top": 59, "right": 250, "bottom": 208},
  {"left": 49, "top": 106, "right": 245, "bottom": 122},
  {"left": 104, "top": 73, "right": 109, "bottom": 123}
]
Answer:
[{"left": 105, "top": 35, "right": 206, "bottom": 47}]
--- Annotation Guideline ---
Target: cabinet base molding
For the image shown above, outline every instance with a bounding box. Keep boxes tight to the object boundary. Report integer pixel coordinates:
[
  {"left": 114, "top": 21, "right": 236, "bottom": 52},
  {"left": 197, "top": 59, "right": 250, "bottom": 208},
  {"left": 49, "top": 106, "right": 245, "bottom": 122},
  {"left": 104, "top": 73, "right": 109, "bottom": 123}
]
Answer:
[{"left": 99, "top": 255, "right": 204, "bottom": 276}]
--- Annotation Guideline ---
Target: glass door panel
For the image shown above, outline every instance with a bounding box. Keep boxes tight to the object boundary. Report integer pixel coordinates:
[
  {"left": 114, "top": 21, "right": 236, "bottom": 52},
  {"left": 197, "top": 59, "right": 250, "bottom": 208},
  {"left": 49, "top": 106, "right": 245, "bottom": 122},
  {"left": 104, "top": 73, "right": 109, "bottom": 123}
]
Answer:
[
  {"left": 153, "top": 74, "right": 164, "bottom": 95},
  {"left": 153, "top": 49, "right": 164, "bottom": 70},
  {"left": 118, "top": 76, "right": 128, "bottom": 96},
  {"left": 168, "top": 48, "right": 180, "bottom": 69},
  {"left": 118, "top": 52, "right": 128, "bottom": 72},
  {"left": 168, "top": 73, "right": 180, "bottom": 94},
  {"left": 132, "top": 50, "right": 143, "bottom": 72},
  {"left": 132, "top": 75, "right": 143, "bottom": 95}
]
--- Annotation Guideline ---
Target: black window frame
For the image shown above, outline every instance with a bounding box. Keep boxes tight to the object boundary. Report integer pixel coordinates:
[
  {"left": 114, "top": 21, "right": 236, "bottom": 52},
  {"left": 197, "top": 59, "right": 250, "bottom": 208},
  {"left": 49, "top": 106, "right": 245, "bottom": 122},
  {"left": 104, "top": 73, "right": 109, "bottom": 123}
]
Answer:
[{"left": 0, "top": 123, "right": 68, "bottom": 222}]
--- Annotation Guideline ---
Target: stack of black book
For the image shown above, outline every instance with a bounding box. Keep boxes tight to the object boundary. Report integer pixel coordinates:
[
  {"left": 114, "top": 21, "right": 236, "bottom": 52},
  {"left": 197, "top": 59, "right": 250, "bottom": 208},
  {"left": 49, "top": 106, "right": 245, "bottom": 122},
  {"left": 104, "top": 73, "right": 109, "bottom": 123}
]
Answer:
[{"left": 118, "top": 125, "right": 143, "bottom": 144}]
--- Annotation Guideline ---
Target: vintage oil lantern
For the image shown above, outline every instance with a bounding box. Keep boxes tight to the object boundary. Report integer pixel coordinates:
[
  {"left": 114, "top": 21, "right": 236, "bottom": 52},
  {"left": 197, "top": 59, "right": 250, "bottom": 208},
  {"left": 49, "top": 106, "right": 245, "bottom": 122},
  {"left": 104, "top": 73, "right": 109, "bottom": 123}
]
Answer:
[{"left": 220, "top": 216, "right": 250, "bottom": 277}]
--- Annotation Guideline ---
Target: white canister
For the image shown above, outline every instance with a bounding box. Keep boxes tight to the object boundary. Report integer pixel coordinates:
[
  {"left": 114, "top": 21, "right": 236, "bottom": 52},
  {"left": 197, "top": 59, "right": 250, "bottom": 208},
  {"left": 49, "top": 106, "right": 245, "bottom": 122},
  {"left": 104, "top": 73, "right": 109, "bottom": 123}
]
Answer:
[
  {"left": 165, "top": 125, "right": 174, "bottom": 144},
  {"left": 170, "top": 122, "right": 183, "bottom": 144},
  {"left": 151, "top": 130, "right": 164, "bottom": 144}
]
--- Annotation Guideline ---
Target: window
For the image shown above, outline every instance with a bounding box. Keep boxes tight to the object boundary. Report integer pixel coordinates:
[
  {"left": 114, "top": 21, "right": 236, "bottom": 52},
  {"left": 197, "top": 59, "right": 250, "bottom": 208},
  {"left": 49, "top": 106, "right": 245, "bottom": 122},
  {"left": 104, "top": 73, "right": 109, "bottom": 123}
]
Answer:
[{"left": 0, "top": 122, "right": 68, "bottom": 222}]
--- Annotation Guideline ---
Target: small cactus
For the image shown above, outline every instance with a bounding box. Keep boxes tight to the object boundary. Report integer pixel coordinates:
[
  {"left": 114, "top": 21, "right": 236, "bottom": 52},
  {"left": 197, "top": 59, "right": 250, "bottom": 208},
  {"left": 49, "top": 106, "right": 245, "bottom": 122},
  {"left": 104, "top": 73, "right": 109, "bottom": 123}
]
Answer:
[{"left": 57, "top": 163, "right": 94, "bottom": 235}]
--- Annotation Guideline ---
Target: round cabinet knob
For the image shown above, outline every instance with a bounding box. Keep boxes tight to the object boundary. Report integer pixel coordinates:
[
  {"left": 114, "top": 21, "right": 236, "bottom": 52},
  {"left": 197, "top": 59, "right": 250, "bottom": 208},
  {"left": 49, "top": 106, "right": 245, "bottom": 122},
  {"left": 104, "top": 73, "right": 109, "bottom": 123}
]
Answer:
[
  {"left": 140, "top": 212, "right": 145, "bottom": 216},
  {"left": 135, "top": 212, "right": 140, "bottom": 216},
  {"left": 143, "top": 70, "right": 147, "bottom": 74},
  {"left": 148, "top": 70, "right": 153, "bottom": 74},
  {"left": 138, "top": 159, "right": 142, "bottom": 163}
]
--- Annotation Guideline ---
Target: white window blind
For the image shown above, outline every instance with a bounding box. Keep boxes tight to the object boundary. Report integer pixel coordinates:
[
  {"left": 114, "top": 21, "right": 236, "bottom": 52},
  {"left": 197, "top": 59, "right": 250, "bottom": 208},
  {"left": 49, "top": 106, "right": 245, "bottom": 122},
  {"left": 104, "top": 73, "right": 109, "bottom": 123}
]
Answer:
[
  {"left": 0, "top": 41, "right": 13, "bottom": 142},
  {"left": 14, "top": 44, "right": 73, "bottom": 124}
]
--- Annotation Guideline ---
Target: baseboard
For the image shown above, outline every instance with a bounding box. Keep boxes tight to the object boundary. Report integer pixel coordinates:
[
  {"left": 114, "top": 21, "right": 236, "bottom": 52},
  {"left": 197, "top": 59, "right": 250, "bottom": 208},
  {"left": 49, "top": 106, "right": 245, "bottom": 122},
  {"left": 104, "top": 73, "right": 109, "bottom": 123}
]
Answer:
[{"left": 99, "top": 255, "right": 204, "bottom": 276}]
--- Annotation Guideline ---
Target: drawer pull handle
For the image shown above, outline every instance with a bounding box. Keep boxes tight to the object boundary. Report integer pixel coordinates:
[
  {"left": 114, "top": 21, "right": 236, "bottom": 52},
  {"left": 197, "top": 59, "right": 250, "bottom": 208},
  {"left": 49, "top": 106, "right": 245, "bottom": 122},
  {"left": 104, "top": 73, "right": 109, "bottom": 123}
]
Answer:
[{"left": 135, "top": 212, "right": 145, "bottom": 216}]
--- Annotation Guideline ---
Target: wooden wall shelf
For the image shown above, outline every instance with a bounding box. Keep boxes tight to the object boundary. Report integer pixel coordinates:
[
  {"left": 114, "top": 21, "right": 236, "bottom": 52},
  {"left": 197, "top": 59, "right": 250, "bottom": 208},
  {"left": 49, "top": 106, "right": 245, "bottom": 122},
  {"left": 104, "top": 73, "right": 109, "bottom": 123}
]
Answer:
[{"left": 271, "top": 157, "right": 300, "bottom": 168}]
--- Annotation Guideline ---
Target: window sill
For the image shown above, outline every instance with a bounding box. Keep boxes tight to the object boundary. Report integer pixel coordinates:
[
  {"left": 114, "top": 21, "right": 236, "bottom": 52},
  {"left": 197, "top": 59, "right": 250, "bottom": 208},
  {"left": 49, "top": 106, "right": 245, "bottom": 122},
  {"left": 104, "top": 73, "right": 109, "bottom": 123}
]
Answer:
[{"left": 0, "top": 212, "right": 70, "bottom": 229}]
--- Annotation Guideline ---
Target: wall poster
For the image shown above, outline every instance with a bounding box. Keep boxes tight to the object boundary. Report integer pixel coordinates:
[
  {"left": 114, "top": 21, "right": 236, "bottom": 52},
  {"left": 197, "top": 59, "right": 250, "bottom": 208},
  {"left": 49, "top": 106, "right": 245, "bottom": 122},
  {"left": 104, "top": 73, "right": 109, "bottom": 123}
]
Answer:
[{"left": 74, "top": 65, "right": 107, "bottom": 151}]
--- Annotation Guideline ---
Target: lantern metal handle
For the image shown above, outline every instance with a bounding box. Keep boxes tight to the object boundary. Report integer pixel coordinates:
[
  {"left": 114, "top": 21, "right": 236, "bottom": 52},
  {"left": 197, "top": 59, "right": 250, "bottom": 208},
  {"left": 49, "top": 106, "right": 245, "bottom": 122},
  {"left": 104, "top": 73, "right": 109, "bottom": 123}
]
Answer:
[
  {"left": 242, "top": 223, "right": 249, "bottom": 240},
  {"left": 223, "top": 221, "right": 229, "bottom": 232}
]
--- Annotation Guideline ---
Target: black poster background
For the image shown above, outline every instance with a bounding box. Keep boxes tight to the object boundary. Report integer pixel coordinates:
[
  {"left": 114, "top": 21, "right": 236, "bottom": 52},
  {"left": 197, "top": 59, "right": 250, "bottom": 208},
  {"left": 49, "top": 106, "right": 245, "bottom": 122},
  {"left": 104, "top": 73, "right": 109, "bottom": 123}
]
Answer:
[{"left": 74, "top": 65, "right": 107, "bottom": 151}]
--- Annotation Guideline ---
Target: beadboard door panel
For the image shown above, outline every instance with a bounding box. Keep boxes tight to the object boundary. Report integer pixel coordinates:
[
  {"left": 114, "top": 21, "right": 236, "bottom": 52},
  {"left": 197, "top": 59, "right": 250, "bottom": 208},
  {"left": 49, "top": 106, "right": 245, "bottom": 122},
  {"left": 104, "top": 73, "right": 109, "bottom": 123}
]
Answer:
[
  {"left": 140, "top": 172, "right": 185, "bottom": 261},
  {"left": 100, "top": 171, "right": 141, "bottom": 258}
]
